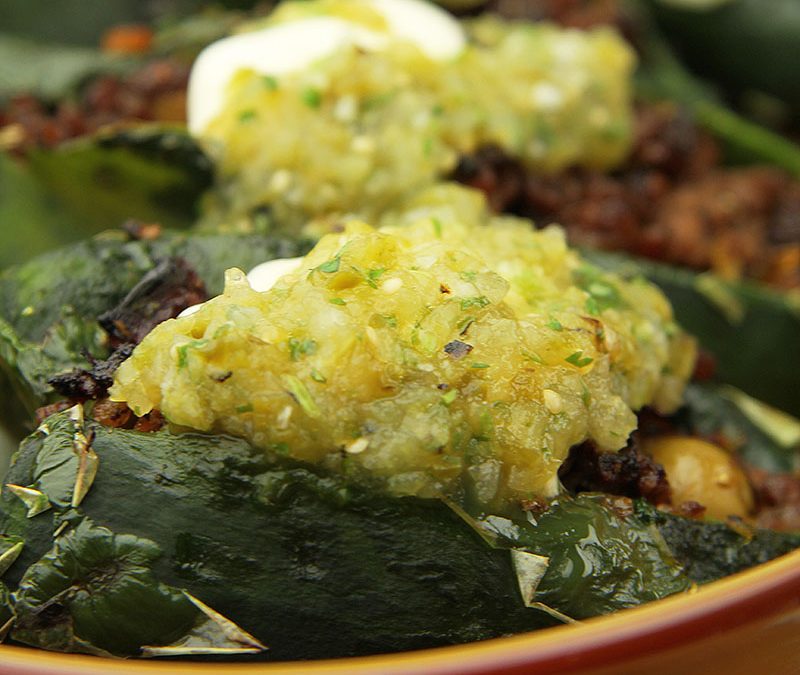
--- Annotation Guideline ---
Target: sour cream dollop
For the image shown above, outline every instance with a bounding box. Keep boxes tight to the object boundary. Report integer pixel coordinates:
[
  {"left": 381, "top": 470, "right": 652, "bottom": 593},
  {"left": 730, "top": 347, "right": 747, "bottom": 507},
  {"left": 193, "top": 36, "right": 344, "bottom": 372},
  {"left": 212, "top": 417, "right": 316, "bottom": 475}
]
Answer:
[
  {"left": 187, "top": 0, "right": 466, "bottom": 134},
  {"left": 179, "top": 257, "right": 305, "bottom": 318}
]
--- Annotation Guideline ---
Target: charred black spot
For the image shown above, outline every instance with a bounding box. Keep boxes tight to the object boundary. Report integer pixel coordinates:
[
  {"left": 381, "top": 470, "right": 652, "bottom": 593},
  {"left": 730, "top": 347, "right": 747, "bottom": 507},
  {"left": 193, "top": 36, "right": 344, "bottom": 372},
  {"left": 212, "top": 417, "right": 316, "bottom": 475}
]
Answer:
[
  {"left": 49, "top": 256, "right": 206, "bottom": 402},
  {"left": 48, "top": 344, "right": 135, "bottom": 400},
  {"left": 443, "top": 340, "right": 474, "bottom": 359},
  {"left": 99, "top": 256, "right": 206, "bottom": 346},
  {"left": 450, "top": 144, "right": 526, "bottom": 213}
]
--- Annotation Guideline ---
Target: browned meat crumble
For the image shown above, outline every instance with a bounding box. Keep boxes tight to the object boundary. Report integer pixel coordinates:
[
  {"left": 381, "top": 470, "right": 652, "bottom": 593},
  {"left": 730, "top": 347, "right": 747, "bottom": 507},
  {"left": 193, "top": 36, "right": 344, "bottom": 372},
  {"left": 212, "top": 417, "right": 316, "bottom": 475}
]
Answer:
[
  {"left": 453, "top": 105, "right": 800, "bottom": 289},
  {"left": 0, "top": 58, "right": 189, "bottom": 155}
]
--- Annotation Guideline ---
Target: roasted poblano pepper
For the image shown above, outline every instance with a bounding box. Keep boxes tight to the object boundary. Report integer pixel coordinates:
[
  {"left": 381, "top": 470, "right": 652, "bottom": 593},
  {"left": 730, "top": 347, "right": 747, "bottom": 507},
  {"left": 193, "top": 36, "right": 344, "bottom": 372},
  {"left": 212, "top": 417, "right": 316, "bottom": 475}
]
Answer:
[
  {"left": 25, "top": 126, "right": 215, "bottom": 232},
  {"left": 0, "top": 230, "right": 310, "bottom": 439},
  {"left": 0, "top": 233, "right": 797, "bottom": 658},
  {"left": 0, "top": 127, "right": 219, "bottom": 268},
  {"left": 0, "top": 408, "right": 796, "bottom": 659},
  {"left": 646, "top": 0, "right": 800, "bottom": 111},
  {"left": 3, "top": 228, "right": 794, "bottom": 447}
]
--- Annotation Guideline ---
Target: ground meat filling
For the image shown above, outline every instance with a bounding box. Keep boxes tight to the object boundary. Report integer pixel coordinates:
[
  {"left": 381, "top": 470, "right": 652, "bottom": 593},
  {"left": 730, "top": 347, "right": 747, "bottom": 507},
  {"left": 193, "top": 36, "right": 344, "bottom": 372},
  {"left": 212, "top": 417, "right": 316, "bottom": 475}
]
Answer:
[
  {"left": 747, "top": 467, "right": 800, "bottom": 532},
  {"left": 452, "top": 105, "right": 800, "bottom": 289},
  {"left": 49, "top": 343, "right": 136, "bottom": 401},
  {"left": 558, "top": 437, "right": 672, "bottom": 506},
  {"left": 91, "top": 399, "right": 166, "bottom": 432},
  {"left": 0, "top": 59, "right": 189, "bottom": 155},
  {"left": 98, "top": 256, "right": 206, "bottom": 347}
]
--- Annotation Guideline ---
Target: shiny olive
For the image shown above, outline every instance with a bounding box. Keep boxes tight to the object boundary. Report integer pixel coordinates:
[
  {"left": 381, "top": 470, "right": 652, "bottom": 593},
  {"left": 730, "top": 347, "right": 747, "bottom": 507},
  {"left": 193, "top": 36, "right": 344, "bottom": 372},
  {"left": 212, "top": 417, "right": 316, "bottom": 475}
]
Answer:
[{"left": 645, "top": 435, "right": 755, "bottom": 520}]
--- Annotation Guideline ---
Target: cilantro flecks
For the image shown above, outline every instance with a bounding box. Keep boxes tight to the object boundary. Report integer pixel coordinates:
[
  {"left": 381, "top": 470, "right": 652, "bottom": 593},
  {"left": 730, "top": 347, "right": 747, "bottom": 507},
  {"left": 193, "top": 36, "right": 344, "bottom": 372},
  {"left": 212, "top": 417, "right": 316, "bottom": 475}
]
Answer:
[
  {"left": 565, "top": 351, "right": 593, "bottom": 368},
  {"left": 317, "top": 256, "right": 341, "bottom": 273},
  {"left": 546, "top": 318, "right": 563, "bottom": 331},
  {"left": 460, "top": 296, "right": 490, "bottom": 311},
  {"left": 301, "top": 88, "right": 323, "bottom": 108},
  {"left": 441, "top": 389, "right": 458, "bottom": 405},
  {"left": 288, "top": 338, "right": 317, "bottom": 361},
  {"left": 573, "top": 265, "right": 626, "bottom": 313}
]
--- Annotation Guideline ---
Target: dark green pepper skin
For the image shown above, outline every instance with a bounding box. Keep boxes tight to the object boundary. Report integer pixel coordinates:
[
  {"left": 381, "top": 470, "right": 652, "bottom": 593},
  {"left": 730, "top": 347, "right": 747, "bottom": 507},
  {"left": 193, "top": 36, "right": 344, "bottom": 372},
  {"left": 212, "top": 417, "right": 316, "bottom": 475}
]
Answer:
[
  {"left": 636, "top": 501, "right": 800, "bottom": 585},
  {"left": 0, "top": 230, "right": 311, "bottom": 438},
  {"left": 0, "top": 127, "right": 218, "bottom": 269},
  {"left": 0, "top": 414, "right": 555, "bottom": 659},
  {"left": 677, "top": 383, "right": 799, "bottom": 473},
  {"left": 647, "top": 0, "right": 800, "bottom": 110},
  {"left": 25, "top": 126, "right": 215, "bottom": 233},
  {"left": 1, "top": 410, "right": 797, "bottom": 659}
]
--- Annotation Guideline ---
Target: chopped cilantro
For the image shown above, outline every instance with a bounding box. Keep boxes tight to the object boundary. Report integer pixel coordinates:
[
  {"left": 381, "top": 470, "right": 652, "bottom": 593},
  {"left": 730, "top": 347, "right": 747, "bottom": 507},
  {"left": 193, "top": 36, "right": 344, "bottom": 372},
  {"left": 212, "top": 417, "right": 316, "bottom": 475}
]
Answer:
[
  {"left": 310, "top": 368, "right": 327, "bottom": 383},
  {"left": 432, "top": 217, "right": 443, "bottom": 238},
  {"left": 288, "top": 338, "right": 317, "bottom": 361},
  {"left": 588, "top": 282, "right": 615, "bottom": 298},
  {"left": 523, "top": 350, "right": 544, "bottom": 364},
  {"left": 477, "top": 409, "right": 494, "bottom": 441},
  {"left": 350, "top": 265, "right": 385, "bottom": 288},
  {"left": 471, "top": 362, "right": 490, "bottom": 369},
  {"left": 301, "top": 87, "right": 322, "bottom": 108},
  {"left": 176, "top": 339, "right": 209, "bottom": 369},
  {"left": 573, "top": 266, "right": 626, "bottom": 312},
  {"left": 565, "top": 351, "right": 593, "bottom": 368},
  {"left": 367, "top": 267, "right": 385, "bottom": 287},
  {"left": 546, "top": 318, "right": 563, "bottom": 331},
  {"left": 238, "top": 109, "right": 257, "bottom": 122},
  {"left": 460, "top": 271, "right": 477, "bottom": 282},
  {"left": 235, "top": 403, "right": 254, "bottom": 414},
  {"left": 581, "top": 380, "right": 592, "bottom": 407},
  {"left": 362, "top": 90, "right": 395, "bottom": 110},
  {"left": 460, "top": 296, "right": 490, "bottom": 311},
  {"left": 457, "top": 317, "right": 475, "bottom": 335},
  {"left": 329, "top": 297, "right": 346, "bottom": 306},
  {"left": 441, "top": 389, "right": 458, "bottom": 405},
  {"left": 317, "top": 256, "right": 341, "bottom": 273},
  {"left": 535, "top": 120, "right": 555, "bottom": 145},
  {"left": 212, "top": 323, "right": 233, "bottom": 339},
  {"left": 272, "top": 442, "right": 289, "bottom": 455},
  {"left": 262, "top": 75, "right": 279, "bottom": 90},
  {"left": 283, "top": 375, "right": 320, "bottom": 418}
]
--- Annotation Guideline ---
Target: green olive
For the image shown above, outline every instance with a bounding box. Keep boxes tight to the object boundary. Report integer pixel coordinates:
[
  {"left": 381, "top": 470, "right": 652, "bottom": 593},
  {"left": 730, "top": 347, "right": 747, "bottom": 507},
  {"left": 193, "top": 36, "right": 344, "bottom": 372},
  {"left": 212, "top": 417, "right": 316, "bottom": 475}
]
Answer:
[{"left": 645, "top": 436, "right": 754, "bottom": 520}]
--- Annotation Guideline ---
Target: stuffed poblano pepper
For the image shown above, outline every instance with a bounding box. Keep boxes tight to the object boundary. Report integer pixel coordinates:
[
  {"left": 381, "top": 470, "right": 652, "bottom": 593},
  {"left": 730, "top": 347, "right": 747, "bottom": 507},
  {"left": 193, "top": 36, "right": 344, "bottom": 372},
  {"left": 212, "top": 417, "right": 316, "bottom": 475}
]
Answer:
[
  {"left": 0, "top": 198, "right": 798, "bottom": 660},
  {"left": 1, "top": 0, "right": 799, "bottom": 663}
]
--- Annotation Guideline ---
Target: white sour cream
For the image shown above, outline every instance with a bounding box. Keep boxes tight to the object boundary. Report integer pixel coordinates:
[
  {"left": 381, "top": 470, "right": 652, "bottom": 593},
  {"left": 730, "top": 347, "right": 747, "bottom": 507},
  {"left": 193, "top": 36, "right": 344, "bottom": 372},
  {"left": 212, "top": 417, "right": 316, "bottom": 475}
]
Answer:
[
  {"left": 179, "top": 256, "right": 305, "bottom": 318},
  {"left": 187, "top": 0, "right": 465, "bottom": 134}
]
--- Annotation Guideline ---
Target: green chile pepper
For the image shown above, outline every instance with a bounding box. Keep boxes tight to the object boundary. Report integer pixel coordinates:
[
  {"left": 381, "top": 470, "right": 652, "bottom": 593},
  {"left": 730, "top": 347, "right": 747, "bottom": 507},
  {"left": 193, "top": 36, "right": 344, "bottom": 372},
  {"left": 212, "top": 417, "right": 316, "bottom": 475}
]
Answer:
[
  {"left": 3, "top": 410, "right": 794, "bottom": 659},
  {"left": 647, "top": 0, "right": 800, "bottom": 109}
]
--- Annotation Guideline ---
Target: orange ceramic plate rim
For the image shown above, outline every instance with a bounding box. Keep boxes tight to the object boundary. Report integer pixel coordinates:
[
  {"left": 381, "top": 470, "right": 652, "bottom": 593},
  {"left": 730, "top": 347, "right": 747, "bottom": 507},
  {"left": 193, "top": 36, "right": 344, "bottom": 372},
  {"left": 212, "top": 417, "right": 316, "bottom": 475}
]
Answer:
[{"left": 0, "top": 547, "right": 799, "bottom": 675}]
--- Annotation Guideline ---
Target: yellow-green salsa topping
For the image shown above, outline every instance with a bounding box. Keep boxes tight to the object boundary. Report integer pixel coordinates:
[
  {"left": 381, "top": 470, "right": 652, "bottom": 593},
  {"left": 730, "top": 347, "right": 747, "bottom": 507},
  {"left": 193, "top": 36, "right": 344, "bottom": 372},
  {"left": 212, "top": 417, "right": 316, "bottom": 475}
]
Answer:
[{"left": 112, "top": 188, "right": 695, "bottom": 508}]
